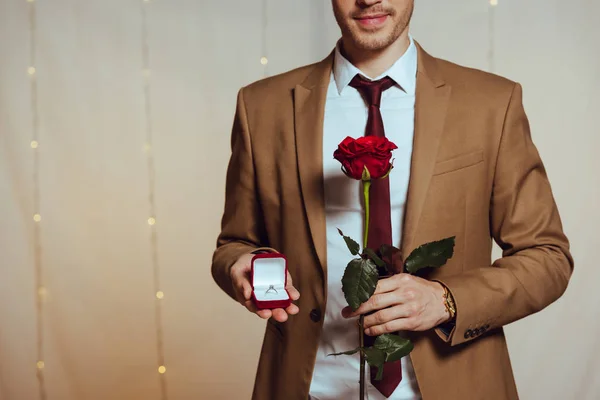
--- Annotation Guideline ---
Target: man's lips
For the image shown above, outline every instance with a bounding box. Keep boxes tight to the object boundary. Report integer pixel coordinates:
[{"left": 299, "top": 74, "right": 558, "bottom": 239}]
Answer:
[{"left": 354, "top": 14, "right": 389, "bottom": 26}]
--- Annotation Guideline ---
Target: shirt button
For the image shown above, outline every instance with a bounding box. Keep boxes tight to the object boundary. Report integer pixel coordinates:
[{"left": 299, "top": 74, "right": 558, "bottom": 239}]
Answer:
[{"left": 310, "top": 309, "right": 321, "bottom": 322}]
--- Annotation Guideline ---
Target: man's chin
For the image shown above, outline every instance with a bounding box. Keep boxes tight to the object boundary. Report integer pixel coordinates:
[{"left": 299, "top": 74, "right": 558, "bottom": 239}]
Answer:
[
  {"left": 344, "top": 26, "right": 392, "bottom": 49},
  {"left": 352, "top": 36, "right": 392, "bottom": 52}
]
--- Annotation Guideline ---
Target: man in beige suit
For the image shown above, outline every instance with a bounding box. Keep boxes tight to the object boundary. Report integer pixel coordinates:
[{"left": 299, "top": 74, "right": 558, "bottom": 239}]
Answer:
[{"left": 212, "top": 0, "right": 574, "bottom": 399}]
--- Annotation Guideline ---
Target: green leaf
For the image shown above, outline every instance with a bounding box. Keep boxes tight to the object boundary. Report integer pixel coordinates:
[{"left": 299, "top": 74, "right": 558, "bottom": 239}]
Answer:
[
  {"left": 337, "top": 228, "right": 360, "bottom": 256},
  {"left": 327, "top": 347, "right": 361, "bottom": 357},
  {"left": 373, "top": 334, "right": 414, "bottom": 363},
  {"left": 404, "top": 236, "right": 456, "bottom": 274},
  {"left": 363, "top": 248, "right": 385, "bottom": 267},
  {"left": 363, "top": 347, "right": 386, "bottom": 381},
  {"left": 341, "top": 258, "right": 379, "bottom": 311}
]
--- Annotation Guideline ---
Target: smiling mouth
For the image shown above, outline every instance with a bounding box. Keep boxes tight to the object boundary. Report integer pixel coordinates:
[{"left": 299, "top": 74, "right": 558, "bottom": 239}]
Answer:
[{"left": 354, "top": 14, "right": 389, "bottom": 27}]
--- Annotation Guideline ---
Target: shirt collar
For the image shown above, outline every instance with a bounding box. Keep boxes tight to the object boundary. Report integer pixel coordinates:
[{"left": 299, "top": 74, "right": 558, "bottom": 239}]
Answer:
[{"left": 333, "top": 35, "right": 417, "bottom": 96}]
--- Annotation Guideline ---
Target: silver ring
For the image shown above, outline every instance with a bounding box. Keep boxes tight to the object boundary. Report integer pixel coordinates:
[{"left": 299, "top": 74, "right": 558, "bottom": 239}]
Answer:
[{"left": 265, "top": 285, "right": 278, "bottom": 295}]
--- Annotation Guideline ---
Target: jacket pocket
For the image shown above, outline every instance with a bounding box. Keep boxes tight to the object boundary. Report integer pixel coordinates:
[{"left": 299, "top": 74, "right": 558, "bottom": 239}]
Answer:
[{"left": 433, "top": 149, "right": 484, "bottom": 176}]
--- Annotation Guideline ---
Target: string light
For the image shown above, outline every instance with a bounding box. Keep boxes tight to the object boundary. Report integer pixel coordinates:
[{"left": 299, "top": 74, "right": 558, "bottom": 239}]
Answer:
[
  {"left": 38, "top": 287, "right": 48, "bottom": 300},
  {"left": 28, "top": 0, "right": 47, "bottom": 398},
  {"left": 141, "top": 0, "right": 168, "bottom": 398},
  {"left": 261, "top": 0, "right": 269, "bottom": 76},
  {"left": 490, "top": 0, "right": 498, "bottom": 5}
]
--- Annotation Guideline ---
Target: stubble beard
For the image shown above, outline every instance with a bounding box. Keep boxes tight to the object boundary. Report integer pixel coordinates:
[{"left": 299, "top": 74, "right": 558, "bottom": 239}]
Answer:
[{"left": 335, "top": 2, "right": 414, "bottom": 51}]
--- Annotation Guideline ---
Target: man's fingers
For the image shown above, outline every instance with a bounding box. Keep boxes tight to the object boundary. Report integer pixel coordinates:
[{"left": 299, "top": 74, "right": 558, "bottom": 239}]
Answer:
[
  {"left": 363, "top": 304, "right": 413, "bottom": 329},
  {"left": 286, "top": 285, "right": 301, "bottom": 301},
  {"left": 365, "top": 317, "right": 419, "bottom": 336},
  {"left": 286, "top": 273, "right": 301, "bottom": 300},
  {"left": 373, "top": 274, "right": 412, "bottom": 295},
  {"left": 245, "top": 299, "right": 271, "bottom": 319},
  {"left": 343, "top": 292, "right": 399, "bottom": 317},
  {"left": 285, "top": 303, "right": 300, "bottom": 315},
  {"left": 272, "top": 308, "right": 289, "bottom": 322},
  {"left": 245, "top": 297, "right": 299, "bottom": 321},
  {"left": 373, "top": 274, "right": 407, "bottom": 294},
  {"left": 256, "top": 309, "right": 272, "bottom": 319}
]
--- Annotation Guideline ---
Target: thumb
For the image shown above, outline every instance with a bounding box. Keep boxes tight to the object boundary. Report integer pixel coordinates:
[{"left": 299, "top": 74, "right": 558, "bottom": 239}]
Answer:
[
  {"left": 241, "top": 279, "right": 253, "bottom": 301},
  {"left": 286, "top": 272, "right": 300, "bottom": 301}
]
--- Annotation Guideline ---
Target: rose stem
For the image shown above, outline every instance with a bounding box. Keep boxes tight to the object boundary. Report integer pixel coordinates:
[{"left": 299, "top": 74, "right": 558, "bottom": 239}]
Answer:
[
  {"left": 360, "top": 180, "right": 371, "bottom": 400},
  {"left": 359, "top": 315, "right": 366, "bottom": 399}
]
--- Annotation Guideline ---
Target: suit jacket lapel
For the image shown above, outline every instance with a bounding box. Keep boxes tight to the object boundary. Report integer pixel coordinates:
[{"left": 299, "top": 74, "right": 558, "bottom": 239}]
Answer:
[
  {"left": 401, "top": 43, "right": 451, "bottom": 259},
  {"left": 294, "top": 53, "right": 334, "bottom": 280}
]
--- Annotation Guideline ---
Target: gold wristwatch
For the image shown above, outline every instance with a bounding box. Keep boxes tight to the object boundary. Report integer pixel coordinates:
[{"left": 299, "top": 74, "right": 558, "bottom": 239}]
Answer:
[{"left": 442, "top": 285, "right": 456, "bottom": 320}]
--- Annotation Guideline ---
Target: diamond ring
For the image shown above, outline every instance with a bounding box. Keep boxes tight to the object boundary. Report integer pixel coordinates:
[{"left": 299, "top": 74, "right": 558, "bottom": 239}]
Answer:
[{"left": 265, "top": 285, "right": 278, "bottom": 295}]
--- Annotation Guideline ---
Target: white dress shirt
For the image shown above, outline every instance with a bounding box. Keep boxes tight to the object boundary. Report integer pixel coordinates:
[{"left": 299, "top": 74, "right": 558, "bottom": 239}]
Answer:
[{"left": 309, "top": 37, "right": 421, "bottom": 400}]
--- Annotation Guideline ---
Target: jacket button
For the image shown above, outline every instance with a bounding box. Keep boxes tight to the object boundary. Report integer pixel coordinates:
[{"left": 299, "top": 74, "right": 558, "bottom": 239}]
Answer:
[
  {"left": 464, "top": 329, "right": 472, "bottom": 339},
  {"left": 310, "top": 309, "right": 321, "bottom": 322}
]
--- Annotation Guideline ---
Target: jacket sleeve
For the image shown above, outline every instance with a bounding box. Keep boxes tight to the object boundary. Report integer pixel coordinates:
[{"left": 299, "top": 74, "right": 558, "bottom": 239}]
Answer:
[
  {"left": 434, "top": 83, "right": 574, "bottom": 346},
  {"left": 211, "top": 88, "right": 277, "bottom": 301}
]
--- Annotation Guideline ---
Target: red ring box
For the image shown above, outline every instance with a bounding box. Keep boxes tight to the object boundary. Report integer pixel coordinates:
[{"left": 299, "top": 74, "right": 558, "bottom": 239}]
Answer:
[{"left": 251, "top": 253, "right": 291, "bottom": 309}]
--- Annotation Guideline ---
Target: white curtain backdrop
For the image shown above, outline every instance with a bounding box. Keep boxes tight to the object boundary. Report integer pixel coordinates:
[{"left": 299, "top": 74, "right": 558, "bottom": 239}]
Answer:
[{"left": 1, "top": 1, "right": 598, "bottom": 399}]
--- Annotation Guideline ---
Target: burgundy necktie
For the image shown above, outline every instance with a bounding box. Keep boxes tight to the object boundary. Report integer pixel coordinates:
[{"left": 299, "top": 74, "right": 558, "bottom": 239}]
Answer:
[{"left": 349, "top": 74, "right": 401, "bottom": 397}]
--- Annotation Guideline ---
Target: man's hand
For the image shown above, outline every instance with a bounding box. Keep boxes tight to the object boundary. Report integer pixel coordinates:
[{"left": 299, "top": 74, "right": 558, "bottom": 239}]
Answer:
[
  {"left": 341, "top": 274, "right": 450, "bottom": 336},
  {"left": 230, "top": 253, "right": 300, "bottom": 322}
]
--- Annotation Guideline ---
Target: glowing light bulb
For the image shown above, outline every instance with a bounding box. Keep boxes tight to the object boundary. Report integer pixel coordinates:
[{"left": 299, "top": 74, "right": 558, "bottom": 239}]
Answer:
[
  {"left": 158, "top": 365, "right": 166, "bottom": 374},
  {"left": 260, "top": 57, "right": 268, "bottom": 65}
]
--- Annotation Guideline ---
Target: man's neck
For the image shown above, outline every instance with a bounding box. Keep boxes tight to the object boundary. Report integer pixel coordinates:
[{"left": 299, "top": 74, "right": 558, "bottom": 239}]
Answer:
[{"left": 340, "top": 32, "right": 411, "bottom": 78}]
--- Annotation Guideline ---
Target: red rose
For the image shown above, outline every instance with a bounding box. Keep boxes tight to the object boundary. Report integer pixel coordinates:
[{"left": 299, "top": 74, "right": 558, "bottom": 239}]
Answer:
[{"left": 333, "top": 136, "right": 397, "bottom": 180}]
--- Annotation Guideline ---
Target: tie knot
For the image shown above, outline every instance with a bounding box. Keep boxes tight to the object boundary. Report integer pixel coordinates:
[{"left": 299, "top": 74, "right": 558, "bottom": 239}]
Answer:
[{"left": 349, "top": 74, "right": 396, "bottom": 107}]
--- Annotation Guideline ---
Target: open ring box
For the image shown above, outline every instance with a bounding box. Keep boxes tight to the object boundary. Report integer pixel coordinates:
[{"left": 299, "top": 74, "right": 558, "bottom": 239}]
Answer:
[{"left": 251, "top": 253, "right": 291, "bottom": 309}]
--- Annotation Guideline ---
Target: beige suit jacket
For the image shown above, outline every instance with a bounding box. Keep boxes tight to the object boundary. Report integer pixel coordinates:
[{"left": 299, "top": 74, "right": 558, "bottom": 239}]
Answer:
[{"left": 212, "top": 42, "right": 574, "bottom": 400}]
